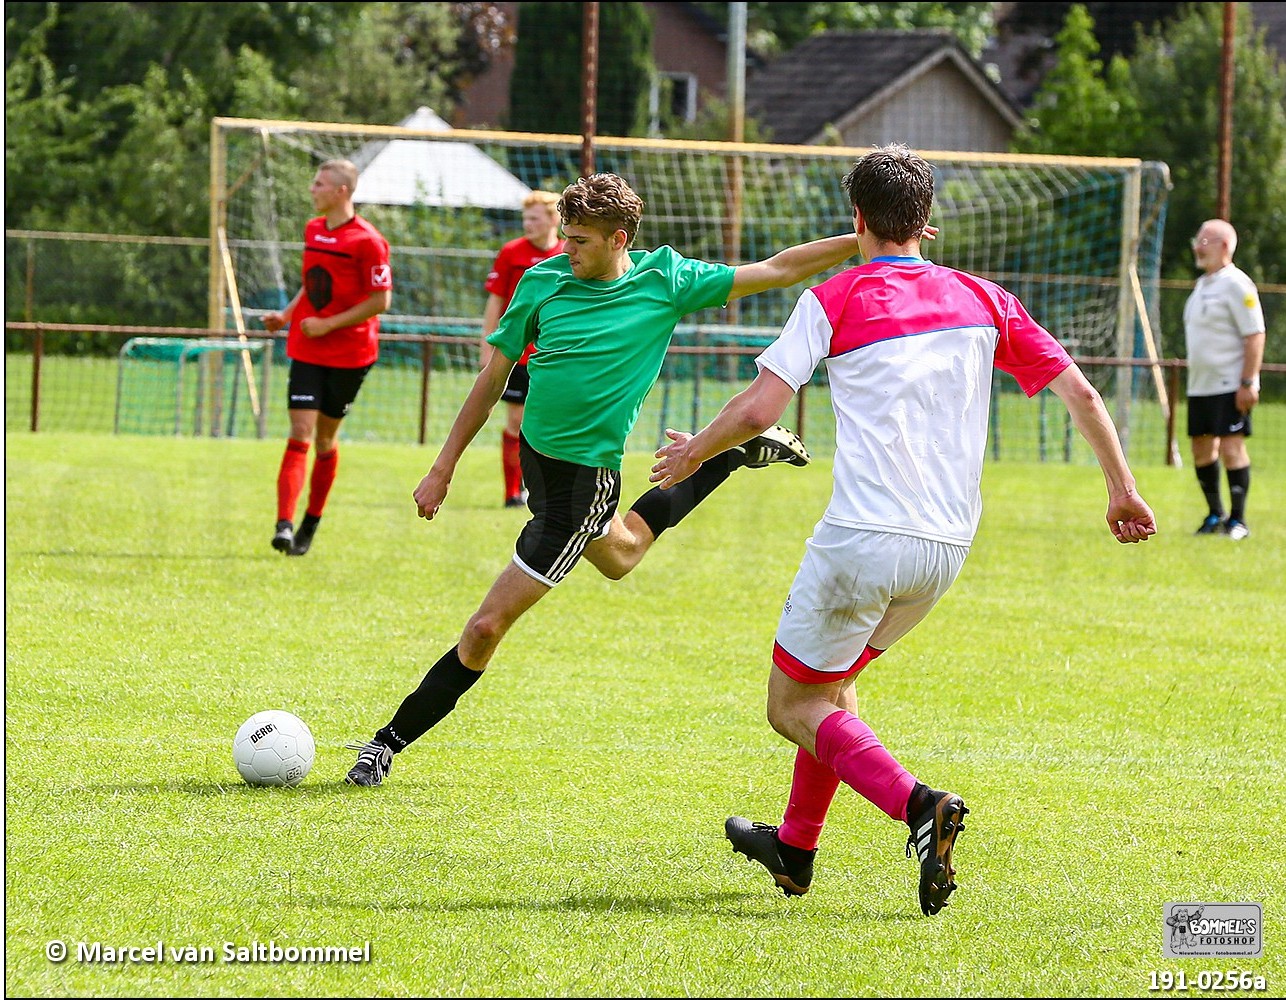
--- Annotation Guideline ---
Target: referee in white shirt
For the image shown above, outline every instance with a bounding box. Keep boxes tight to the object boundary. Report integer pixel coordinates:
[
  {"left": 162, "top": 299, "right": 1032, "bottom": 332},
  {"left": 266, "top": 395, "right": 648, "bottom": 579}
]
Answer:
[{"left": 1184, "top": 219, "right": 1266, "bottom": 540}]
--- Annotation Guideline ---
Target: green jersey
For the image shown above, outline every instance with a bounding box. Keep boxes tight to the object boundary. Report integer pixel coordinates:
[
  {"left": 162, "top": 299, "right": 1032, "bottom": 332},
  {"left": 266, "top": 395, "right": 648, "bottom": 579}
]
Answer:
[{"left": 487, "top": 245, "right": 735, "bottom": 469}]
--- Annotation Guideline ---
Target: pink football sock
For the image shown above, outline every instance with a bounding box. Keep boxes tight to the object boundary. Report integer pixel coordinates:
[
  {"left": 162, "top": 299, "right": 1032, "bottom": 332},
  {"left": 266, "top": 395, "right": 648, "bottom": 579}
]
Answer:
[
  {"left": 814, "top": 709, "right": 916, "bottom": 822},
  {"left": 777, "top": 746, "right": 841, "bottom": 851}
]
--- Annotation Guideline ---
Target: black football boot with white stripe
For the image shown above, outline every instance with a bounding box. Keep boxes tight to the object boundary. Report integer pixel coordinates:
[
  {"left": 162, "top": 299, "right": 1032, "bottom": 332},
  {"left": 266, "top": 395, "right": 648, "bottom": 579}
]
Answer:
[{"left": 906, "top": 788, "right": 969, "bottom": 916}]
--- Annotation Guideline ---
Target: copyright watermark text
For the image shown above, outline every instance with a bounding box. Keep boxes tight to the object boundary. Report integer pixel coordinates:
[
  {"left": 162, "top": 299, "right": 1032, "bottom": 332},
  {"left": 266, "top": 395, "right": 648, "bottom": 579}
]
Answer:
[{"left": 45, "top": 939, "right": 371, "bottom": 965}]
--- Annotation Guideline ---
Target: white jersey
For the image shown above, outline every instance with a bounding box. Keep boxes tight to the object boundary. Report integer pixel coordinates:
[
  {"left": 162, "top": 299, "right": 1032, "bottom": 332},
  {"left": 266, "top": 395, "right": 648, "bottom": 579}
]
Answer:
[
  {"left": 1183, "top": 264, "right": 1265, "bottom": 397},
  {"left": 756, "top": 258, "right": 1072, "bottom": 546}
]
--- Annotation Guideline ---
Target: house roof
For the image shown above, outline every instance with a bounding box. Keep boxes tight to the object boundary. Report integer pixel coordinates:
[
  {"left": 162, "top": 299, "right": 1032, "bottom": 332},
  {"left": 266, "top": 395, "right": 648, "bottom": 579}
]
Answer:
[
  {"left": 348, "top": 106, "right": 532, "bottom": 210},
  {"left": 745, "top": 30, "right": 1026, "bottom": 146}
]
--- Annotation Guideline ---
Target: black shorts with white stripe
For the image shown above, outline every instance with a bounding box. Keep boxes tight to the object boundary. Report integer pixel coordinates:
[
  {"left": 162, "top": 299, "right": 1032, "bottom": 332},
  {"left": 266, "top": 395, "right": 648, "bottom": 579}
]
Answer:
[{"left": 514, "top": 434, "right": 621, "bottom": 586}]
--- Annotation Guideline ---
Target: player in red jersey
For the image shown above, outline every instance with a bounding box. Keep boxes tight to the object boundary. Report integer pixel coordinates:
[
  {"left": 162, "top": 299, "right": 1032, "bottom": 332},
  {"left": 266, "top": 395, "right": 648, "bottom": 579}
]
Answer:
[
  {"left": 479, "top": 190, "right": 565, "bottom": 507},
  {"left": 261, "top": 159, "right": 392, "bottom": 556}
]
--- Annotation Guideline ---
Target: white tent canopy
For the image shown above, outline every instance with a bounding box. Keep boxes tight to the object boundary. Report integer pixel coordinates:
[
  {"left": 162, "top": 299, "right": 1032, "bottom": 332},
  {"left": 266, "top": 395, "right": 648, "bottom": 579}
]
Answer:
[{"left": 349, "top": 107, "right": 532, "bottom": 210}]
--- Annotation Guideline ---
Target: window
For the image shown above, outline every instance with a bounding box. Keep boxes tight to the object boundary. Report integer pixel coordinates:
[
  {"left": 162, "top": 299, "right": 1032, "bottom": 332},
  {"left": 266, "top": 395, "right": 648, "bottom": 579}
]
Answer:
[{"left": 649, "top": 72, "right": 698, "bottom": 133}]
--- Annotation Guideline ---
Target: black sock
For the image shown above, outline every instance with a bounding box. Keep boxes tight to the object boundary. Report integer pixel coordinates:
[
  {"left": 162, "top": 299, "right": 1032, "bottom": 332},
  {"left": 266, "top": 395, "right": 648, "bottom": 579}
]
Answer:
[
  {"left": 376, "top": 645, "right": 482, "bottom": 751},
  {"left": 298, "top": 512, "right": 320, "bottom": 534},
  {"left": 628, "top": 450, "right": 737, "bottom": 539},
  {"left": 906, "top": 781, "right": 932, "bottom": 825},
  {"left": 775, "top": 834, "right": 818, "bottom": 862},
  {"left": 1227, "top": 465, "right": 1250, "bottom": 522},
  {"left": 1195, "top": 461, "right": 1224, "bottom": 518}
]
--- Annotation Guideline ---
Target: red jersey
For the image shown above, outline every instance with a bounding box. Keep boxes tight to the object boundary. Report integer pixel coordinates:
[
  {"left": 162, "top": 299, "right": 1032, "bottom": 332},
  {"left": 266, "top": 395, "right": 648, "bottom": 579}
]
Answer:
[
  {"left": 288, "top": 214, "right": 392, "bottom": 368},
  {"left": 485, "top": 235, "right": 565, "bottom": 364}
]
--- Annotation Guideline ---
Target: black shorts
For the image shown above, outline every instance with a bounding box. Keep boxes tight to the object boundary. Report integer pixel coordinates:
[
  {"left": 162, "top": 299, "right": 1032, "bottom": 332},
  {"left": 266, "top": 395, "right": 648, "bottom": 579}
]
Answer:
[
  {"left": 287, "top": 360, "right": 373, "bottom": 420},
  {"left": 500, "top": 362, "right": 530, "bottom": 404},
  {"left": 1188, "top": 391, "right": 1252, "bottom": 438},
  {"left": 513, "top": 434, "right": 621, "bottom": 586}
]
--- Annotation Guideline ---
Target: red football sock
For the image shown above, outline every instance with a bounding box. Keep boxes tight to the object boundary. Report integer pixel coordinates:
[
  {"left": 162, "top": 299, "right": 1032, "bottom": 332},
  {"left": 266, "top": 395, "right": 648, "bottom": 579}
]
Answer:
[
  {"left": 305, "top": 447, "right": 339, "bottom": 519},
  {"left": 777, "top": 746, "right": 841, "bottom": 851},
  {"left": 814, "top": 709, "right": 917, "bottom": 822},
  {"left": 502, "top": 430, "right": 522, "bottom": 499},
  {"left": 277, "top": 438, "right": 310, "bottom": 522}
]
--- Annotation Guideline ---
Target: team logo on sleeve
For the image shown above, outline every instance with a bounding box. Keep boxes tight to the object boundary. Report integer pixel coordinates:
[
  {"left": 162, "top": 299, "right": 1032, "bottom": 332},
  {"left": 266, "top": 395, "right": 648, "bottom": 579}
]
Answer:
[
  {"left": 1244, "top": 293, "right": 1258, "bottom": 309},
  {"left": 371, "top": 263, "right": 392, "bottom": 288}
]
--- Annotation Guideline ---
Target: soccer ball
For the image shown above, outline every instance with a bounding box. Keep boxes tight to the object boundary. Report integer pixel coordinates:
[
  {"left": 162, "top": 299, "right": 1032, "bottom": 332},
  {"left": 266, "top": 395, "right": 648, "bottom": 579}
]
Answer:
[{"left": 233, "top": 710, "right": 315, "bottom": 787}]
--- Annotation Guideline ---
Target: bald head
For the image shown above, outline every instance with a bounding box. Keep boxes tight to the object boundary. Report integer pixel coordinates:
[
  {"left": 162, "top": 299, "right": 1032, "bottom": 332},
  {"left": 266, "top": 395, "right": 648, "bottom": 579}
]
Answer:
[{"left": 1192, "top": 219, "right": 1237, "bottom": 273}]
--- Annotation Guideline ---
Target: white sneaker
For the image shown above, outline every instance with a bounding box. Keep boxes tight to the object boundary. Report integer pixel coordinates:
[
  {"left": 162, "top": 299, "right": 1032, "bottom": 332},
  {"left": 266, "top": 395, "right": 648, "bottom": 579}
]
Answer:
[{"left": 1225, "top": 519, "right": 1250, "bottom": 541}]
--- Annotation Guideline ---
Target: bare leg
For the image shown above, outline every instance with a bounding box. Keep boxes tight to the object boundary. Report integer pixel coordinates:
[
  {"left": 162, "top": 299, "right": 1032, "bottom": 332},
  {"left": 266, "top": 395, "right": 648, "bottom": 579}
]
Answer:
[
  {"left": 766, "top": 666, "right": 855, "bottom": 756},
  {"left": 582, "top": 510, "right": 657, "bottom": 581},
  {"left": 314, "top": 412, "right": 343, "bottom": 453},
  {"left": 458, "top": 561, "right": 552, "bottom": 670}
]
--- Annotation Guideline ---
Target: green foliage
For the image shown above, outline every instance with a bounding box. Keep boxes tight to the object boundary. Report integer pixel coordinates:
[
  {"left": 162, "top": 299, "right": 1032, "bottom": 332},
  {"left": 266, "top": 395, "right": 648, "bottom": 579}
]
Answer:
[
  {"left": 508, "top": 2, "right": 653, "bottom": 137},
  {"left": 1011, "top": 4, "right": 1141, "bottom": 157},
  {"left": 1010, "top": 3, "right": 1286, "bottom": 363},
  {"left": 289, "top": 3, "right": 463, "bottom": 125},
  {"left": 1126, "top": 3, "right": 1286, "bottom": 292},
  {"left": 4, "top": 1, "right": 363, "bottom": 111},
  {"left": 3, "top": 2, "right": 487, "bottom": 236},
  {"left": 663, "top": 96, "right": 775, "bottom": 144},
  {"left": 692, "top": 1, "right": 995, "bottom": 58},
  {"left": 3, "top": 5, "right": 109, "bottom": 229}
]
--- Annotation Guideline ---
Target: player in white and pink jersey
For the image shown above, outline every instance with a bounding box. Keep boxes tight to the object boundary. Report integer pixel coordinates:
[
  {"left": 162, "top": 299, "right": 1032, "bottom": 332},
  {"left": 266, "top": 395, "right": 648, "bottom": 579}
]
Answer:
[{"left": 651, "top": 143, "right": 1157, "bottom": 916}]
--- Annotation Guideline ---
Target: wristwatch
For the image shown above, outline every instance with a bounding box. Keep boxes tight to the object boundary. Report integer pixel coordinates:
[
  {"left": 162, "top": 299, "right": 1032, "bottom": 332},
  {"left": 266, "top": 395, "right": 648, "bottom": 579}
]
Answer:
[{"left": 1240, "top": 378, "right": 1258, "bottom": 389}]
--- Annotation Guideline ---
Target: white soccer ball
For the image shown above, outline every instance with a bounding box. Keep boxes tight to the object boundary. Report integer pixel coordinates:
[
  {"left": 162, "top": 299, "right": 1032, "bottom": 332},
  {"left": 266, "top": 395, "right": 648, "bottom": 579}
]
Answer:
[{"left": 233, "top": 710, "right": 315, "bottom": 787}]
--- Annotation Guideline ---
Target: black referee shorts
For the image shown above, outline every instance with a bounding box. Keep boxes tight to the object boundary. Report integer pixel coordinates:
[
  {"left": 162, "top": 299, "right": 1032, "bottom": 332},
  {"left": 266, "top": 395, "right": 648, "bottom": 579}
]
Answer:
[
  {"left": 513, "top": 434, "right": 620, "bottom": 586},
  {"left": 1187, "top": 391, "right": 1252, "bottom": 438}
]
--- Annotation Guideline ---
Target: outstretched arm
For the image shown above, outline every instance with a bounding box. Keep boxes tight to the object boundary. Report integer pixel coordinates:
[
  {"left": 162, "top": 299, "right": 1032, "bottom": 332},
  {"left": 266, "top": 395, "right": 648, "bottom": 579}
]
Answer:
[
  {"left": 413, "top": 348, "right": 516, "bottom": 519},
  {"left": 726, "top": 224, "right": 938, "bottom": 302},
  {"left": 1047, "top": 365, "right": 1157, "bottom": 543},
  {"left": 728, "top": 235, "right": 861, "bottom": 301},
  {"left": 650, "top": 369, "right": 797, "bottom": 489}
]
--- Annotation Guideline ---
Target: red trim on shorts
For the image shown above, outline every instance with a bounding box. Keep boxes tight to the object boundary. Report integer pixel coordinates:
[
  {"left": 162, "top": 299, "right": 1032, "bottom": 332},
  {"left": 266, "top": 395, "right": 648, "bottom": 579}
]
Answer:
[{"left": 772, "top": 641, "right": 885, "bottom": 683}]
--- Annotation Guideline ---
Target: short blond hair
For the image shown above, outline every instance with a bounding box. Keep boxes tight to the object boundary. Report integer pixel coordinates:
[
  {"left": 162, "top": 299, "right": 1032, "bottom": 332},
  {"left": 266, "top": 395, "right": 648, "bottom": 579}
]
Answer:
[
  {"left": 523, "top": 189, "right": 560, "bottom": 210},
  {"left": 319, "top": 158, "right": 359, "bottom": 193}
]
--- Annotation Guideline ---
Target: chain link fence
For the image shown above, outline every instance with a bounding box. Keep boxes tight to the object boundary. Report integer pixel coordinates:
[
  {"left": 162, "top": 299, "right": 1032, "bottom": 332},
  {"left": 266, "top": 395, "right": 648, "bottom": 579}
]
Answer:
[{"left": 7, "top": 230, "right": 1284, "bottom": 469}]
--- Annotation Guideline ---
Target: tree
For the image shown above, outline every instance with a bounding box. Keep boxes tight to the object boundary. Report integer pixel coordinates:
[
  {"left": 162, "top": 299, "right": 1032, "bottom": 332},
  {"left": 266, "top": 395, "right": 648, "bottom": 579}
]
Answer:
[
  {"left": 4, "top": 5, "right": 107, "bottom": 229},
  {"left": 691, "top": 2, "right": 996, "bottom": 59},
  {"left": 3, "top": 2, "right": 509, "bottom": 235},
  {"left": 1010, "top": 4, "right": 1140, "bottom": 157},
  {"left": 1011, "top": 3, "right": 1286, "bottom": 363},
  {"left": 507, "top": 2, "right": 653, "bottom": 138},
  {"left": 1126, "top": 3, "right": 1286, "bottom": 286},
  {"left": 996, "top": 2, "right": 1183, "bottom": 61}
]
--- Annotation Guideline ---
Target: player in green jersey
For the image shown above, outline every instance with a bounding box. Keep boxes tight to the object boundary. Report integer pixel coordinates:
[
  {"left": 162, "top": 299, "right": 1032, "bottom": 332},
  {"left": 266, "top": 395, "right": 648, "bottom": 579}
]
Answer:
[{"left": 346, "top": 172, "right": 872, "bottom": 787}]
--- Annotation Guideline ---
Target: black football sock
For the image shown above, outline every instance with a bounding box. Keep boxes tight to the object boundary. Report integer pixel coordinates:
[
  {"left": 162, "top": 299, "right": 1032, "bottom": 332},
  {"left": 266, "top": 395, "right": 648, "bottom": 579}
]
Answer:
[
  {"left": 1226, "top": 465, "right": 1250, "bottom": 522},
  {"left": 776, "top": 835, "right": 817, "bottom": 865},
  {"left": 906, "top": 781, "right": 932, "bottom": 825},
  {"left": 376, "top": 645, "right": 482, "bottom": 751},
  {"left": 1195, "top": 461, "right": 1224, "bottom": 517},
  {"left": 628, "top": 450, "right": 737, "bottom": 539}
]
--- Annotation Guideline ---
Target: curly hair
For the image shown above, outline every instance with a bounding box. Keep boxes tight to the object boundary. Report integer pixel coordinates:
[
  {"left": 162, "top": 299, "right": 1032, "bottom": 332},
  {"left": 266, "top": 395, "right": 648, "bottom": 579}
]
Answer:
[
  {"left": 841, "top": 144, "right": 934, "bottom": 245},
  {"left": 557, "top": 173, "right": 645, "bottom": 246}
]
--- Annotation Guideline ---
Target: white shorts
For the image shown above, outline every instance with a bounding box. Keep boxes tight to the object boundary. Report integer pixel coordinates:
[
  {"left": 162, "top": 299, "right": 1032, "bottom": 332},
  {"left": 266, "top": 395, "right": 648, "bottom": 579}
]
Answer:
[{"left": 773, "top": 522, "right": 969, "bottom": 683}]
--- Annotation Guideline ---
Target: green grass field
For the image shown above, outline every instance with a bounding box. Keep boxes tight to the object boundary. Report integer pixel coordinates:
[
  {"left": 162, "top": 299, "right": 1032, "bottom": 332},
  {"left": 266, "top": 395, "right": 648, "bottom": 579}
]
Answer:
[{"left": 5, "top": 432, "right": 1283, "bottom": 997}]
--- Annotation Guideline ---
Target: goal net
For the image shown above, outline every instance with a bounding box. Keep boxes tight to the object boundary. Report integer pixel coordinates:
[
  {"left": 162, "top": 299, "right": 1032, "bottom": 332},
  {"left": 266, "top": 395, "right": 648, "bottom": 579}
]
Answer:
[{"left": 210, "top": 116, "right": 1171, "bottom": 461}]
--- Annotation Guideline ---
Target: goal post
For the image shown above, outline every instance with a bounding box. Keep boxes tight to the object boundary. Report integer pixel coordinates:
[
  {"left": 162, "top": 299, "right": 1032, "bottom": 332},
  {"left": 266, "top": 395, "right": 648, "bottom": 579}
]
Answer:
[{"left": 209, "top": 116, "right": 1171, "bottom": 459}]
